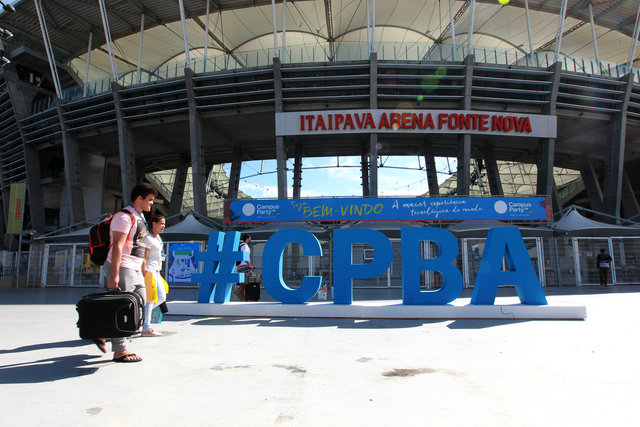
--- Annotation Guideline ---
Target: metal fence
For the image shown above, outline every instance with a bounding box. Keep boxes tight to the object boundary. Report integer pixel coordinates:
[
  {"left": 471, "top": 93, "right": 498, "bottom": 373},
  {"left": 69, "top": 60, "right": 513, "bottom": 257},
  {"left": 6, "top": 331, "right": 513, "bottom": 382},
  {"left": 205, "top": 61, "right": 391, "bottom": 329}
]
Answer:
[{"left": 2, "top": 235, "right": 638, "bottom": 288}]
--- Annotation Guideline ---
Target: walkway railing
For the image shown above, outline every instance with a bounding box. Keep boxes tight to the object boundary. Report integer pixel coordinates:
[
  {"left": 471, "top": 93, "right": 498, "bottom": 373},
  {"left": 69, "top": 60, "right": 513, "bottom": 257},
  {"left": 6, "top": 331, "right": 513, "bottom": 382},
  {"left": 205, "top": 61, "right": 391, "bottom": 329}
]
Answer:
[{"left": 31, "top": 42, "right": 640, "bottom": 114}]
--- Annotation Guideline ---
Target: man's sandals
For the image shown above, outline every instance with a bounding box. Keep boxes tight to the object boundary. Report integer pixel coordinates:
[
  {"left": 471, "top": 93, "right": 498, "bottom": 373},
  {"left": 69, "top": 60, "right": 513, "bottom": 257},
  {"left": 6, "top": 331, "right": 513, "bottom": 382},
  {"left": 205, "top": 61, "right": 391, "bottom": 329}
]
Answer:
[{"left": 113, "top": 353, "right": 142, "bottom": 363}]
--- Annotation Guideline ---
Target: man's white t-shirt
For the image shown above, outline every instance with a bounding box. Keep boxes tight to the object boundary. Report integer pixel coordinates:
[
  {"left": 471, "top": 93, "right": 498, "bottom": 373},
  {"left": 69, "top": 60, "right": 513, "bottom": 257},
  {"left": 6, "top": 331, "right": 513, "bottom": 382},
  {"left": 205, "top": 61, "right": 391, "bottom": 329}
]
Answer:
[{"left": 106, "top": 207, "right": 148, "bottom": 271}]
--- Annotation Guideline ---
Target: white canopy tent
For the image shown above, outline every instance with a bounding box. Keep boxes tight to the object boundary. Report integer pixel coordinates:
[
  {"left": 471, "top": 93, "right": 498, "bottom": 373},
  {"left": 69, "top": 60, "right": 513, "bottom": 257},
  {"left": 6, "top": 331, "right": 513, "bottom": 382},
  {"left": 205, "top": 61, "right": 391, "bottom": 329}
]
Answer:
[
  {"left": 552, "top": 209, "right": 640, "bottom": 237},
  {"left": 162, "top": 214, "right": 218, "bottom": 241},
  {"left": 34, "top": 225, "right": 93, "bottom": 243}
]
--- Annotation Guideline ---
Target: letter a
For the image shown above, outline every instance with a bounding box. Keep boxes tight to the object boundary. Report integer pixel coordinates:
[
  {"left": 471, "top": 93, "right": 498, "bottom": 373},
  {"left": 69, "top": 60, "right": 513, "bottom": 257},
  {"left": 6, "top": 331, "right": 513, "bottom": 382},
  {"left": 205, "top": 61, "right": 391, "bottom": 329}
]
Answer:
[{"left": 471, "top": 228, "right": 547, "bottom": 305}]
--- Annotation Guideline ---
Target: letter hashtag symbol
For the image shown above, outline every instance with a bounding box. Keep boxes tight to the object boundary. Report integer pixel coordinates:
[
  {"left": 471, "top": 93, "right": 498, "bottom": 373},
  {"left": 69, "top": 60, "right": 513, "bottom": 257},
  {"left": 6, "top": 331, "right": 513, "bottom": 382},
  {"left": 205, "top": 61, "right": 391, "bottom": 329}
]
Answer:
[{"left": 192, "top": 231, "right": 248, "bottom": 303}]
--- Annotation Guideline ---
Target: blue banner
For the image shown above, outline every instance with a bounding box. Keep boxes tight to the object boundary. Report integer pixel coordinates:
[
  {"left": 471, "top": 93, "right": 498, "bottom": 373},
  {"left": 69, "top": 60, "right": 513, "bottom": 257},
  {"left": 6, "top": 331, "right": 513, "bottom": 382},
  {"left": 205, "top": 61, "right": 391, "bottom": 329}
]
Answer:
[
  {"left": 167, "top": 242, "right": 200, "bottom": 283},
  {"left": 226, "top": 197, "right": 550, "bottom": 223}
]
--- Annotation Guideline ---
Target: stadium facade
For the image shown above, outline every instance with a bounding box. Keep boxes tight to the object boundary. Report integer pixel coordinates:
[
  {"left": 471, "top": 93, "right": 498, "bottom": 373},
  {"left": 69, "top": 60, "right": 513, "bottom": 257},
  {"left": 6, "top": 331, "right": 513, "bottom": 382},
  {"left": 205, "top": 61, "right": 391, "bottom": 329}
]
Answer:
[{"left": 1, "top": 0, "right": 640, "bottom": 288}]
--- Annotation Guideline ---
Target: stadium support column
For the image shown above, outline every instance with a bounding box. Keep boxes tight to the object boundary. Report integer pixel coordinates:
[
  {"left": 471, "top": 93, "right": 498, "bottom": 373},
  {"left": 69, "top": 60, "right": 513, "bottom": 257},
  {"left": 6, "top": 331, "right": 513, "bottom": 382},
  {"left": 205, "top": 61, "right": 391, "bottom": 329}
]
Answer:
[
  {"left": 483, "top": 143, "right": 503, "bottom": 196},
  {"left": 3, "top": 66, "right": 45, "bottom": 231},
  {"left": 227, "top": 147, "right": 242, "bottom": 200},
  {"left": 293, "top": 141, "right": 302, "bottom": 199},
  {"left": 361, "top": 140, "right": 370, "bottom": 196},
  {"left": 112, "top": 82, "right": 137, "bottom": 203},
  {"left": 603, "top": 73, "right": 634, "bottom": 221},
  {"left": 185, "top": 68, "right": 208, "bottom": 215},
  {"left": 168, "top": 158, "right": 189, "bottom": 219},
  {"left": 537, "top": 62, "right": 561, "bottom": 213},
  {"left": 0, "top": 199, "right": 5, "bottom": 248},
  {"left": 622, "top": 171, "right": 640, "bottom": 219},
  {"left": 579, "top": 156, "right": 604, "bottom": 212},
  {"left": 422, "top": 141, "right": 439, "bottom": 195},
  {"left": 274, "top": 57, "right": 288, "bottom": 199},
  {"left": 369, "top": 52, "right": 378, "bottom": 196},
  {"left": 24, "top": 142, "right": 46, "bottom": 230},
  {"left": 457, "top": 55, "right": 474, "bottom": 195},
  {"left": 551, "top": 179, "right": 562, "bottom": 214},
  {"left": 54, "top": 99, "right": 85, "bottom": 224}
]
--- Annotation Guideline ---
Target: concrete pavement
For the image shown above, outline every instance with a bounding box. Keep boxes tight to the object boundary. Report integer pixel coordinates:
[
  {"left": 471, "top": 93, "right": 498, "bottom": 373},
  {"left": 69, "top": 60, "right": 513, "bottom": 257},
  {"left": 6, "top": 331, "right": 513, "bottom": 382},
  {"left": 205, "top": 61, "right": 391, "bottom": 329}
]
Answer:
[{"left": 0, "top": 286, "right": 639, "bottom": 426}]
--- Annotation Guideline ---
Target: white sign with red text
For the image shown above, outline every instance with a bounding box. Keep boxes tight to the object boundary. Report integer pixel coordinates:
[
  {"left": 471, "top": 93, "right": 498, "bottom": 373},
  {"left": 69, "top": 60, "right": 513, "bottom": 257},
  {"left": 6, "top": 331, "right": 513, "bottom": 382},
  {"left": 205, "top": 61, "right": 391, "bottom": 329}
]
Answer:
[{"left": 275, "top": 109, "right": 556, "bottom": 138}]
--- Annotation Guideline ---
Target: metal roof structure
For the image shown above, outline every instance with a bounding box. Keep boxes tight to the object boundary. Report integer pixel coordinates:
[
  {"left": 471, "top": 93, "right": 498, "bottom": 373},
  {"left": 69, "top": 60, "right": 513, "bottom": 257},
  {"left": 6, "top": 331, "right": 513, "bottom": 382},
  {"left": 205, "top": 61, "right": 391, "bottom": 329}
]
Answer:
[{"left": 2, "top": 1, "right": 640, "bottom": 82}]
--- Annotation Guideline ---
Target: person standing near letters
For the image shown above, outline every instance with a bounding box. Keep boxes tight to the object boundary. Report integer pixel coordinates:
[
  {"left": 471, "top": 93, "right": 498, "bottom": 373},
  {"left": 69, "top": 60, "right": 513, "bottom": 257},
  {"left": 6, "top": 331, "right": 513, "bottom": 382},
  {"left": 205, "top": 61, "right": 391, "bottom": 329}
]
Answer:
[
  {"left": 234, "top": 234, "right": 254, "bottom": 301},
  {"left": 596, "top": 248, "right": 612, "bottom": 287},
  {"left": 103, "top": 183, "right": 157, "bottom": 362}
]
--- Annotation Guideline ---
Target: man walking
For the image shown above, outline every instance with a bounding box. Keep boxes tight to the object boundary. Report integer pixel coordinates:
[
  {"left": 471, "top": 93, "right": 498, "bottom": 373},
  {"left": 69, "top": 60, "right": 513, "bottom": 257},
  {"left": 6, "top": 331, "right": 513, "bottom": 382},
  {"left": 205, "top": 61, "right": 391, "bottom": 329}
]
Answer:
[{"left": 103, "top": 183, "right": 157, "bottom": 362}]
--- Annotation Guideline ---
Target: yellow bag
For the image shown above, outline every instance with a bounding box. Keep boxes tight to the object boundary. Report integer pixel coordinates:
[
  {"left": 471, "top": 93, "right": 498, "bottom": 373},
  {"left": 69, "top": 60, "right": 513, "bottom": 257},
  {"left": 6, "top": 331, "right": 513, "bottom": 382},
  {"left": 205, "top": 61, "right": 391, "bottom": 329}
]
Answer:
[
  {"left": 144, "top": 272, "right": 156, "bottom": 303},
  {"left": 144, "top": 271, "right": 169, "bottom": 303}
]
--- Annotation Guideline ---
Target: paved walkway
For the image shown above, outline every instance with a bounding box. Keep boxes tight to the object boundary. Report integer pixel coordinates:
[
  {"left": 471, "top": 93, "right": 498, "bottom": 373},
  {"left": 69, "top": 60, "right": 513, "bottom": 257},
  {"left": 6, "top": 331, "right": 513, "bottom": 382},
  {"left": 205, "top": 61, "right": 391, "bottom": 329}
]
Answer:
[{"left": 0, "top": 286, "right": 638, "bottom": 426}]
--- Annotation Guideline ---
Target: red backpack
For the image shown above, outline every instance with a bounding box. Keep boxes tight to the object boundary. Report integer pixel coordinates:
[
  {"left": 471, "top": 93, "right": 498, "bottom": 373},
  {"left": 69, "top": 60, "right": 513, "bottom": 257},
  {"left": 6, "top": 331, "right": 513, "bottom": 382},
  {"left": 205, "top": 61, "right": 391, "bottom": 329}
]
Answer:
[{"left": 88, "top": 209, "right": 135, "bottom": 265}]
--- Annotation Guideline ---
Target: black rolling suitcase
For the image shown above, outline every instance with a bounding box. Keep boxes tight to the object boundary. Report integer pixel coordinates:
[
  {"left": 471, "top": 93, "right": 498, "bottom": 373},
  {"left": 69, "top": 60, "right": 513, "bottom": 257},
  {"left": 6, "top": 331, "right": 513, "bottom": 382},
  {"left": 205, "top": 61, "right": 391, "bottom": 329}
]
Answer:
[
  {"left": 245, "top": 273, "right": 261, "bottom": 301},
  {"left": 76, "top": 291, "right": 143, "bottom": 339}
]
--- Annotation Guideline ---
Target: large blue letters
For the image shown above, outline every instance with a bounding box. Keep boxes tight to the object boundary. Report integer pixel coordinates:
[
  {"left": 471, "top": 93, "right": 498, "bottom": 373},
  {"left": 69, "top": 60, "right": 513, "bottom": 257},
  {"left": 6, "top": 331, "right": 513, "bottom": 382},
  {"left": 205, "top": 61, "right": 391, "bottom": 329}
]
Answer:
[
  {"left": 193, "top": 231, "right": 247, "bottom": 303},
  {"left": 471, "top": 228, "right": 547, "bottom": 305},
  {"left": 333, "top": 229, "right": 393, "bottom": 304},
  {"left": 401, "top": 228, "right": 463, "bottom": 305},
  {"left": 194, "top": 227, "right": 547, "bottom": 306},
  {"left": 262, "top": 228, "right": 323, "bottom": 304}
]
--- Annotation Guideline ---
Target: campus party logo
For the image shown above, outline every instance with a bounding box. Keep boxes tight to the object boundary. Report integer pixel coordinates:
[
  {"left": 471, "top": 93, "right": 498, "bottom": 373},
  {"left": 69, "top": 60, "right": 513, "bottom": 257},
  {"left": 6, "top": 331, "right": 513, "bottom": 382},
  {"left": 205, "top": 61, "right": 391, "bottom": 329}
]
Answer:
[{"left": 192, "top": 228, "right": 547, "bottom": 306}]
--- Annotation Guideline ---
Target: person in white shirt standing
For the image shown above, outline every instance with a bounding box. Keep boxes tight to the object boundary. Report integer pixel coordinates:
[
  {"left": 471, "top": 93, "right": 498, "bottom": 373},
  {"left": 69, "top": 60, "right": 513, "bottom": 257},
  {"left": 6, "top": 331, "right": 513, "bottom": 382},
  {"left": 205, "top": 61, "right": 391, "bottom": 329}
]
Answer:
[
  {"left": 234, "top": 234, "right": 254, "bottom": 301},
  {"left": 104, "top": 182, "right": 156, "bottom": 363},
  {"left": 142, "top": 213, "right": 168, "bottom": 336}
]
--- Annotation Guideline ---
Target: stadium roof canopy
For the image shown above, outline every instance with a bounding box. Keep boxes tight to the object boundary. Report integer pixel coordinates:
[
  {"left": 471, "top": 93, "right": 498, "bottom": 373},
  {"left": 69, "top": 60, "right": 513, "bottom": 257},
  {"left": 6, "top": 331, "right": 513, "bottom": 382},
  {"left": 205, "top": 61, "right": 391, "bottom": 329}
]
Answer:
[{"left": 2, "top": 0, "right": 640, "bottom": 82}]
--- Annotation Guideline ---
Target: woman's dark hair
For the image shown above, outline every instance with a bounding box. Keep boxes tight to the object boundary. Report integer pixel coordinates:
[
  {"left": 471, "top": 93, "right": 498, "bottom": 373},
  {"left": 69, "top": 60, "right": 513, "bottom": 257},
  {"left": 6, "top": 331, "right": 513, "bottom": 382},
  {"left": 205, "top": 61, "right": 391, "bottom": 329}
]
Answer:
[
  {"left": 241, "top": 234, "right": 251, "bottom": 242},
  {"left": 151, "top": 213, "right": 166, "bottom": 224},
  {"left": 148, "top": 213, "right": 166, "bottom": 231}
]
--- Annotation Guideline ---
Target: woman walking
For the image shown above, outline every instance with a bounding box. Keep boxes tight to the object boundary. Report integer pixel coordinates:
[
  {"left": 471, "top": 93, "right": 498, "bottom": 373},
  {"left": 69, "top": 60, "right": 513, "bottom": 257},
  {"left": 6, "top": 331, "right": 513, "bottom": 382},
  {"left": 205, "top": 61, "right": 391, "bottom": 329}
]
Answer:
[{"left": 141, "top": 213, "right": 168, "bottom": 336}]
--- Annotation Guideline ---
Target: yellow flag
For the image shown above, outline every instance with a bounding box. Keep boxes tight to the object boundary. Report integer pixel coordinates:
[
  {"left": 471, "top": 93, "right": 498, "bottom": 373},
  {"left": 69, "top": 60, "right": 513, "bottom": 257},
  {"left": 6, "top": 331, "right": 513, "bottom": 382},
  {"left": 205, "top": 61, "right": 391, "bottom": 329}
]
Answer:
[{"left": 7, "top": 183, "right": 26, "bottom": 235}]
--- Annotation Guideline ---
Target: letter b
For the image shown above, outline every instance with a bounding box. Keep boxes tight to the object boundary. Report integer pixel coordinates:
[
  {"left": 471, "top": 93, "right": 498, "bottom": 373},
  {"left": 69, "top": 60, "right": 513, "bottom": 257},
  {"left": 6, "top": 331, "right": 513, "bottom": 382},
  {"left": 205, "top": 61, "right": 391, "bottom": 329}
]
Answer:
[
  {"left": 401, "top": 228, "right": 462, "bottom": 305},
  {"left": 333, "top": 229, "right": 393, "bottom": 304}
]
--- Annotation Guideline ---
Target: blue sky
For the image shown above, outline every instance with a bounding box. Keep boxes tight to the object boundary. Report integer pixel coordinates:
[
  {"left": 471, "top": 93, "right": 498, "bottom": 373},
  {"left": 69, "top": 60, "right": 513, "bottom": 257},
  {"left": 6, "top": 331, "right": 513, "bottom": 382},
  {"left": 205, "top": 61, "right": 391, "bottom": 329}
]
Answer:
[{"left": 227, "top": 156, "right": 456, "bottom": 199}]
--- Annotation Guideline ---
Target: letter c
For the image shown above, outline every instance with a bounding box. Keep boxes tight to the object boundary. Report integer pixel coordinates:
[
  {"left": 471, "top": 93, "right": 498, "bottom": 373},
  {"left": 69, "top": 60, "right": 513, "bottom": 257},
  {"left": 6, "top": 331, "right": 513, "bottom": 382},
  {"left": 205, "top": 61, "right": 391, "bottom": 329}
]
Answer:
[{"left": 262, "top": 228, "right": 323, "bottom": 304}]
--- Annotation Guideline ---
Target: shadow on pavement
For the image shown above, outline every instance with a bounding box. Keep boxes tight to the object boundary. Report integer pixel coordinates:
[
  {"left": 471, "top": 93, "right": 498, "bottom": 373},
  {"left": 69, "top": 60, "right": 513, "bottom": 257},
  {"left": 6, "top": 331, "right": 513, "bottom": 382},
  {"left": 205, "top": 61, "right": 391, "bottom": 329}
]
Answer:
[
  {"left": 0, "top": 354, "right": 109, "bottom": 384},
  {"left": 177, "top": 316, "right": 534, "bottom": 330},
  {"left": 447, "top": 319, "right": 531, "bottom": 329},
  {"left": 0, "top": 339, "right": 89, "bottom": 354},
  {"left": 188, "top": 316, "right": 448, "bottom": 329}
]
